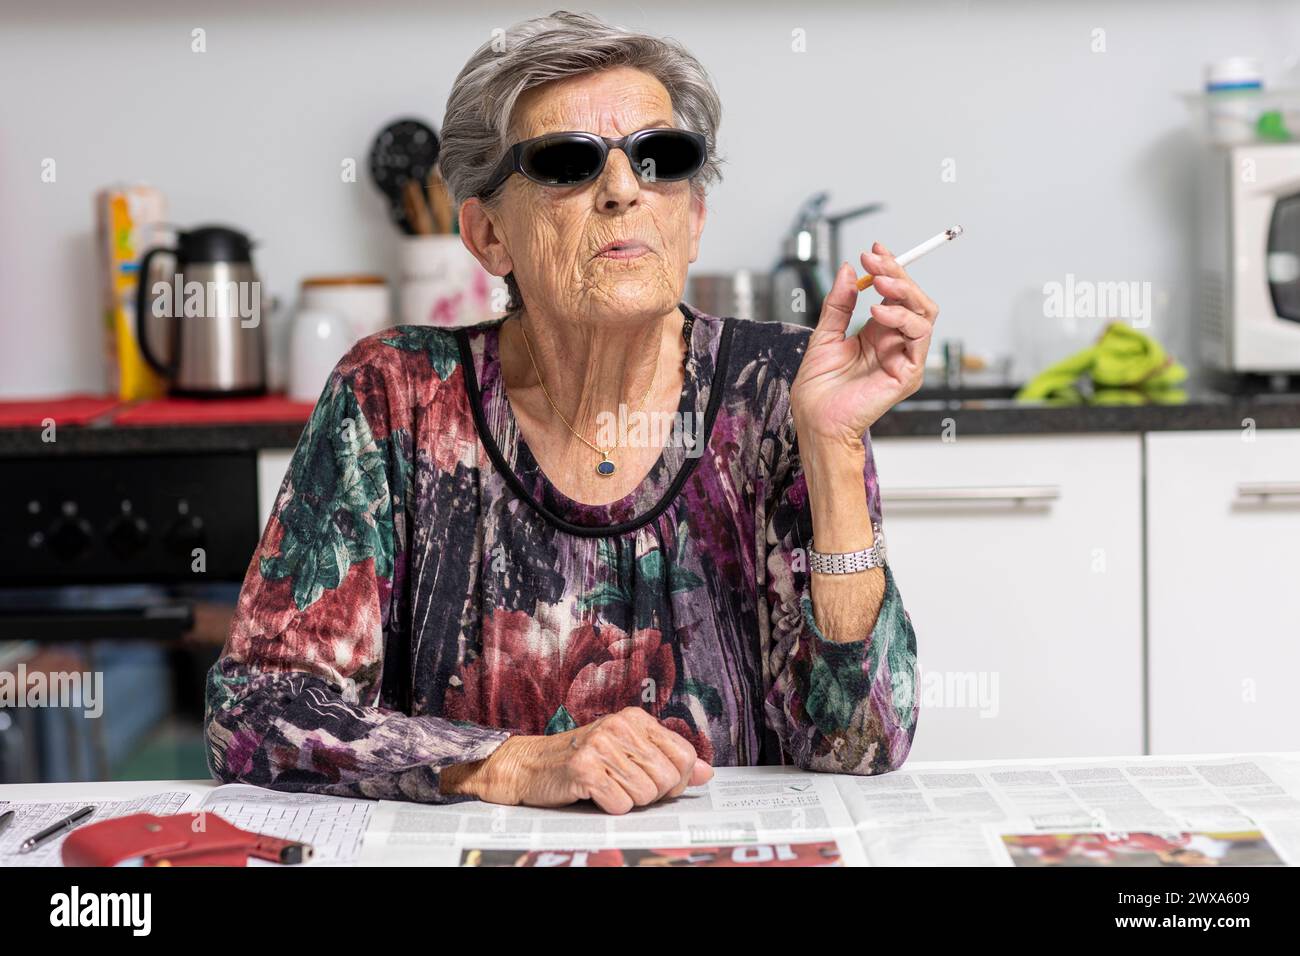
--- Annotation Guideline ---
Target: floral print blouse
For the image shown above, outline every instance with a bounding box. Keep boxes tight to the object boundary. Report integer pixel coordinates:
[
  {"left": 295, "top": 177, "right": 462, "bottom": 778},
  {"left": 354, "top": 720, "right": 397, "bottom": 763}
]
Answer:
[{"left": 204, "top": 303, "right": 919, "bottom": 803}]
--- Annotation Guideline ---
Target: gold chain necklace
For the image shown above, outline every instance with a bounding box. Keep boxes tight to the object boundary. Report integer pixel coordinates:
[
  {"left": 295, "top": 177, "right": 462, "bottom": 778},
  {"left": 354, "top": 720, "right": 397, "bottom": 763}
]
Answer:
[{"left": 517, "top": 316, "right": 662, "bottom": 477}]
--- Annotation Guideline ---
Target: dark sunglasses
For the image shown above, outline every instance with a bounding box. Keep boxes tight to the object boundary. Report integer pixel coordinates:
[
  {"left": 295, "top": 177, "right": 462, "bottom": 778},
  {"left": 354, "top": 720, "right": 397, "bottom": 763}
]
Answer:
[{"left": 479, "top": 127, "right": 707, "bottom": 198}]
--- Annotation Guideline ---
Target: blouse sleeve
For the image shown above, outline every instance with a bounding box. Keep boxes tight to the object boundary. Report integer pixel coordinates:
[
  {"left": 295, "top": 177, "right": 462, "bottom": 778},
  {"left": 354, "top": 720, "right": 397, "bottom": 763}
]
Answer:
[
  {"left": 204, "top": 350, "right": 509, "bottom": 804},
  {"left": 760, "top": 414, "right": 919, "bottom": 775}
]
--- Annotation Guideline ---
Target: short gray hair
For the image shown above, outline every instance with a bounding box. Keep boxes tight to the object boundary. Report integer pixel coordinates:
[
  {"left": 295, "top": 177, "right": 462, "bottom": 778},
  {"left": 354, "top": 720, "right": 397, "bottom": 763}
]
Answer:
[{"left": 439, "top": 11, "right": 724, "bottom": 310}]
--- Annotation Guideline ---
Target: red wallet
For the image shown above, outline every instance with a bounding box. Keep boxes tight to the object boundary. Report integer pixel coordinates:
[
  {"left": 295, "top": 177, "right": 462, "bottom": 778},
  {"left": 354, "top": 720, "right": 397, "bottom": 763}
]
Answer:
[{"left": 61, "top": 812, "right": 313, "bottom": 867}]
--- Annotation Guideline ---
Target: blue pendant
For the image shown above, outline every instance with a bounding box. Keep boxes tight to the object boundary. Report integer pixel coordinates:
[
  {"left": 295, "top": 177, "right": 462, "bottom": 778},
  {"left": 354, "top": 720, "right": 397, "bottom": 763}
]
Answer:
[{"left": 596, "top": 457, "right": 616, "bottom": 476}]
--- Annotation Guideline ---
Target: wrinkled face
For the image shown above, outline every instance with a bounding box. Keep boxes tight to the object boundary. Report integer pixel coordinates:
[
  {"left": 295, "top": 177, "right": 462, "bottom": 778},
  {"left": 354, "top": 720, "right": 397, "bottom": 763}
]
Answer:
[{"left": 470, "top": 66, "right": 707, "bottom": 327}]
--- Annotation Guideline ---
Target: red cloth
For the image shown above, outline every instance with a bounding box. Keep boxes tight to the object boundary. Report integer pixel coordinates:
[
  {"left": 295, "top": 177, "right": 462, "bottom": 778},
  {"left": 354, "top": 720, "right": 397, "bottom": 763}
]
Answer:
[
  {"left": 0, "top": 394, "right": 121, "bottom": 427},
  {"left": 111, "top": 395, "right": 315, "bottom": 426}
]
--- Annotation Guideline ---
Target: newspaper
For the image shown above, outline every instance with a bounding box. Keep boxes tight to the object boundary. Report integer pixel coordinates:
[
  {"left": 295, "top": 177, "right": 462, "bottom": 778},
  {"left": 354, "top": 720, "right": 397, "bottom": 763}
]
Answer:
[
  {"left": 196, "top": 784, "right": 374, "bottom": 866},
  {"left": 837, "top": 754, "right": 1300, "bottom": 867},
  {"left": 360, "top": 755, "right": 1300, "bottom": 867},
  {"left": 4, "top": 754, "right": 1299, "bottom": 867},
  {"left": 0, "top": 784, "right": 374, "bottom": 867},
  {"left": 360, "top": 767, "right": 866, "bottom": 866},
  {"left": 0, "top": 791, "right": 194, "bottom": 867}
]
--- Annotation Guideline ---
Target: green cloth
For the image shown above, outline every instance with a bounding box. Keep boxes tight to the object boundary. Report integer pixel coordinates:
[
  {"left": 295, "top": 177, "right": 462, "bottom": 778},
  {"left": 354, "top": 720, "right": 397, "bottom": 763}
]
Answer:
[{"left": 1015, "top": 321, "right": 1188, "bottom": 405}]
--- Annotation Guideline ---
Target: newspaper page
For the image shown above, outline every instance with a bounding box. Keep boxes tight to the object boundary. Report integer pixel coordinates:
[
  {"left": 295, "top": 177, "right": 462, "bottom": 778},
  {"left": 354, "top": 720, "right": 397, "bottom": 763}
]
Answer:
[
  {"left": 0, "top": 784, "right": 374, "bottom": 867},
  {"left": 359, "top": 765, "right": 864, "bottom": 867},
  {"left": 0, "top": 790, "right": 199, "bottom": 867},
  {"left": 836, "top": 754, "right": 1300, "bottom": 866},
  {"left": 197, "top": 784, "right": 375, "bottom": 865}
]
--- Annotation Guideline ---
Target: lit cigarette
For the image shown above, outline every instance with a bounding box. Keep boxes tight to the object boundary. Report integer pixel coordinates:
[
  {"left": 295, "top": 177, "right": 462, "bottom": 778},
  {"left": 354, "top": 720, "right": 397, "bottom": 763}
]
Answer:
[{"left": 856, "top": 225, "right": 964, "bottom": 291}]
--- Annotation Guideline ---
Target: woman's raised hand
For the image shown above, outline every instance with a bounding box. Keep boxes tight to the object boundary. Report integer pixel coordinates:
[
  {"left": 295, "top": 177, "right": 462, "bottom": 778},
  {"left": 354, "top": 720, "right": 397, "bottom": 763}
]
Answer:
[
  {"left": 442, "top": 706, "right": 713, "bottom": 814},
  {"left": 790, "top": 242, "right": 940, "bottom": 450}
]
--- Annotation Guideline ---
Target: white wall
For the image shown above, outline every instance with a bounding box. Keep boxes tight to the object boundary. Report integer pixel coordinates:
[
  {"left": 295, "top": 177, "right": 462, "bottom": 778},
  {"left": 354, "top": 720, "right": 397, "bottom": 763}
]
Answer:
[{"left": 3, "top": 0, "right": 1299, "bottom": 397}]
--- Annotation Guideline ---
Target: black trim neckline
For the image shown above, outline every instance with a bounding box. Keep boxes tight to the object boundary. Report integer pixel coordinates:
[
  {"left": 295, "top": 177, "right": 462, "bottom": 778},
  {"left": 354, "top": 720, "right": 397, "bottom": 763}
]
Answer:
[{"left": 455, "top": 303, "right": 735, "bottom": 539}]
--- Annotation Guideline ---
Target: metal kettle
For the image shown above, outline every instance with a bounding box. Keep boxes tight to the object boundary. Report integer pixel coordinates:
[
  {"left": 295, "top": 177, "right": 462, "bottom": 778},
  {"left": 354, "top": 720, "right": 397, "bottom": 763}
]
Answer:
[{"left": 135, "top": 225, "right": 268, "bottom": 396}]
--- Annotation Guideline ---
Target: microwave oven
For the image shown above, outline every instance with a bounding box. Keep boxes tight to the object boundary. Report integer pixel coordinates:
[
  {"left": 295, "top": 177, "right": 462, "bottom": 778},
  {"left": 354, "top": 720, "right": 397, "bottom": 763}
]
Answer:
[{"left": 1198, "top": 143, "right": 1300, "bottom": 373}]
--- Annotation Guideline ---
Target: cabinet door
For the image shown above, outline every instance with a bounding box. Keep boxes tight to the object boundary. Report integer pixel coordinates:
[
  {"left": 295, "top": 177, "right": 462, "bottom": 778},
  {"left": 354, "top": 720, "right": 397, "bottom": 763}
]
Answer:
[
  {"left": 256, "top": 449, "right": 294, "bottom": 530},
  {"left": 871, "top": 434, "right": 1144, "bottom": 761},
  {"left": 1147, "top": 429, "right": 1300, "bottom": 754}
]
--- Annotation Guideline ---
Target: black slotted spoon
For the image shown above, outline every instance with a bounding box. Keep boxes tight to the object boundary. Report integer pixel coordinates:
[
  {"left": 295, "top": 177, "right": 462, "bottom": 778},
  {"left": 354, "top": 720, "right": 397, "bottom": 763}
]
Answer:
[{"left": 368, "top": 117, "right": 441, "bottom": 235}]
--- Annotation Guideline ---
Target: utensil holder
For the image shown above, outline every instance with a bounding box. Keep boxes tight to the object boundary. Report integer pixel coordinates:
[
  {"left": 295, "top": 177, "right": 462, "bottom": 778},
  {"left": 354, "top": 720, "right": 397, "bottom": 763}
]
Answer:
[{"left": 399, "top": 236, "right": 507, "bottom": 327}]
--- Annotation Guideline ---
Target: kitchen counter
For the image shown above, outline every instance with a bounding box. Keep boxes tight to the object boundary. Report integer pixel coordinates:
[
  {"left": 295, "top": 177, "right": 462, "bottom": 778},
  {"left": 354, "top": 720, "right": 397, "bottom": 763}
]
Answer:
[
  {"left": 869, "top": 389, "right": 1300, "bottom": 437},
  {"left": 0, "top": 420, "right": 308, "bottom": 457},
  {"left": 1, "top": 389, "right": 1300, "bottom": 457},
  {"left": 0, "top": 395, "right": 311, "bottom": 457}
]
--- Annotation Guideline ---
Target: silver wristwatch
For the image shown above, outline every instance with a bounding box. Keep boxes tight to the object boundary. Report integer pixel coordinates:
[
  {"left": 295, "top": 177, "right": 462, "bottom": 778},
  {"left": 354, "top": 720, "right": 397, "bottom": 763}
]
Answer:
[{"left": 808, "top": 525, "right": 887, "bottom": 575}]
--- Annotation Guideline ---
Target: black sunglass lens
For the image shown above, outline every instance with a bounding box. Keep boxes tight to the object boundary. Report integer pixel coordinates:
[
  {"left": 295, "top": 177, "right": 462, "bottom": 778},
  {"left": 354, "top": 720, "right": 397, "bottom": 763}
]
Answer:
[
  {"left": 521, "top": 137, "right": 605, "bottom": 185},
  {"left": 632, "top": 131, "right": 705, "bottom": 181}
]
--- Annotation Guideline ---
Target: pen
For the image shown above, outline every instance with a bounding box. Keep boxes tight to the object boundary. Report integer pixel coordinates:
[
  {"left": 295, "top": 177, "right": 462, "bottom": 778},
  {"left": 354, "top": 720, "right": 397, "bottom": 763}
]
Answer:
[
  {"left": 0, "top": 810, "right": 13, "bottom": 839},
  {"left": 19, "top": 805, "right": 94, "bottom": 854},
  {"left": 857, "top": 225, "right": 964, "bottom": 291}
]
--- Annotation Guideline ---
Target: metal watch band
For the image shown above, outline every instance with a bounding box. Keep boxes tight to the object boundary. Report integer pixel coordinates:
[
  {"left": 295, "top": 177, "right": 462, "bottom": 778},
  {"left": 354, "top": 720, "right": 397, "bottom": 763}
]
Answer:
[{"left": 808, "top": 531, "right": 887, "bottom": 575}]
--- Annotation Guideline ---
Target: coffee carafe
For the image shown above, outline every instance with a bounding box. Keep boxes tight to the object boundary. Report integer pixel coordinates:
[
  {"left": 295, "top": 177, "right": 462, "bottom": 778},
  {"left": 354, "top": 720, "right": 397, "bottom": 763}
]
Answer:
[{"left": 135, "top": 225, "right": 268, "bottom": 396}]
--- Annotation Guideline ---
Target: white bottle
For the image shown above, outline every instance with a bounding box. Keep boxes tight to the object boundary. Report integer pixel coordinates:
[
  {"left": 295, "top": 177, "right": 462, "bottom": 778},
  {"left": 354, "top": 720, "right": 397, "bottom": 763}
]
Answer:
[{"left": 1204, "top": 56, "right": 1264, "bottom": 145}]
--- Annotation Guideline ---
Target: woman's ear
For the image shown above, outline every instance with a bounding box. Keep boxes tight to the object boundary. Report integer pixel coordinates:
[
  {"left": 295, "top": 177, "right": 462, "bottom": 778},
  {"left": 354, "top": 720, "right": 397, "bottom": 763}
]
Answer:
[
  {"left": 459, "top": 197, "right": 514, "bottom": 279},
  {"left": 686, "top": 190, "right": 707, "bottom": 264}
]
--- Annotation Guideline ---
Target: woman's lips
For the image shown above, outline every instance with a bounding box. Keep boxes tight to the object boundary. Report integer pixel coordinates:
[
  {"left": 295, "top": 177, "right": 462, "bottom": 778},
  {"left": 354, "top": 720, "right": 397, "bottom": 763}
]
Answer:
[{"left": 595, "top": 241, "right": 650, "bottom": 260}]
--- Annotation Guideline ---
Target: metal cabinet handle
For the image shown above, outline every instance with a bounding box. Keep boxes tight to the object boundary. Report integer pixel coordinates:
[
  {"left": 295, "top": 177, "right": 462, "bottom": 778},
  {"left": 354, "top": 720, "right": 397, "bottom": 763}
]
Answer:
[
  {"left": 1235, "top": 482, "right": 1300, "bottom": 502},
  {"left": 881, "top": 485, "right": 1061, "bottom": 504}
]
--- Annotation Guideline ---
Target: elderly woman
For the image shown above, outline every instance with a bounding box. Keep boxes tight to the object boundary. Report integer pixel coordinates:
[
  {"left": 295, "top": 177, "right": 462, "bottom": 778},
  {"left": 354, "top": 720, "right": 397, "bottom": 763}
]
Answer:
[{"left": 205, "top": 11, "right": 937, "bottom": 813}]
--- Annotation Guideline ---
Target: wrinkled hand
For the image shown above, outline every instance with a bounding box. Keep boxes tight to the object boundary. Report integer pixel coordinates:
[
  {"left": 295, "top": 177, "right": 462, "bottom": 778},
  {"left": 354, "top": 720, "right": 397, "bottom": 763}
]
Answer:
[
  {"left": 791, "top": 242, "right": 940, "bottom": 449},
  {"left": 443, "top": 706, "right": 713, "bottom": 814}
]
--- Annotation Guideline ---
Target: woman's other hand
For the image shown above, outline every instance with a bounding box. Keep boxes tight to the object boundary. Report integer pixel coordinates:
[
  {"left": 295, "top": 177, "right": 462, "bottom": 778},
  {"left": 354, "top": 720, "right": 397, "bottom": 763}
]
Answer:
[
  {"left": 791, "top": 242, "right": 940, "bottom": 450},
  {"left": 441, "top": 707, "right": 713, "bottom": 814}
]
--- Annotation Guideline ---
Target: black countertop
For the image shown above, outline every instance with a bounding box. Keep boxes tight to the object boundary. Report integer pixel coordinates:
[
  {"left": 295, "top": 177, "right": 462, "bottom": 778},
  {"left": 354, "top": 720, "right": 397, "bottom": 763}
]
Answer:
[
  {"left": 868, "top": 390, "right": 1300, "bottom": 438},
  {"left": 1, "top": 391, "right": 1299, "bottom": 457},
  {"left": 0, "top": 421, "right": 307, "bottom": 457}
]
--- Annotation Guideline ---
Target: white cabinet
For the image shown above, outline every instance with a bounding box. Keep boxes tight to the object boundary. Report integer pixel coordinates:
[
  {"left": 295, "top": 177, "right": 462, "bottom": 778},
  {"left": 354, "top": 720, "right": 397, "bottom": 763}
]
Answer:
[
  {"left": 871, "top": 434, "right": 1144, "bottom": 761},
  {"left": 256, "top": 449, "right": 294, "bottom": 530},
  {"left": 1146, "top": 429, "right": 1300, "bottom": 754}
]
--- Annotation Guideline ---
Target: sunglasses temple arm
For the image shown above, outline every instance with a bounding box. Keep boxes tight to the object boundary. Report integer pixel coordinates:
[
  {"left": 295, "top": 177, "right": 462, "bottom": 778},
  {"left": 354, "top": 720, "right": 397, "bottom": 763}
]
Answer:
[{"left": 480, "top": 146, "right": 521, "bottom": 199}]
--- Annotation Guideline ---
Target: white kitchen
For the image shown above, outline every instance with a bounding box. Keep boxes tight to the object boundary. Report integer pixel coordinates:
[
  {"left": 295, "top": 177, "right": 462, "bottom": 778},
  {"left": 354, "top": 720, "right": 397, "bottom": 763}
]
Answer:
[{"left": 2, "top": 0, "right": 1300, "bottom": 892}]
